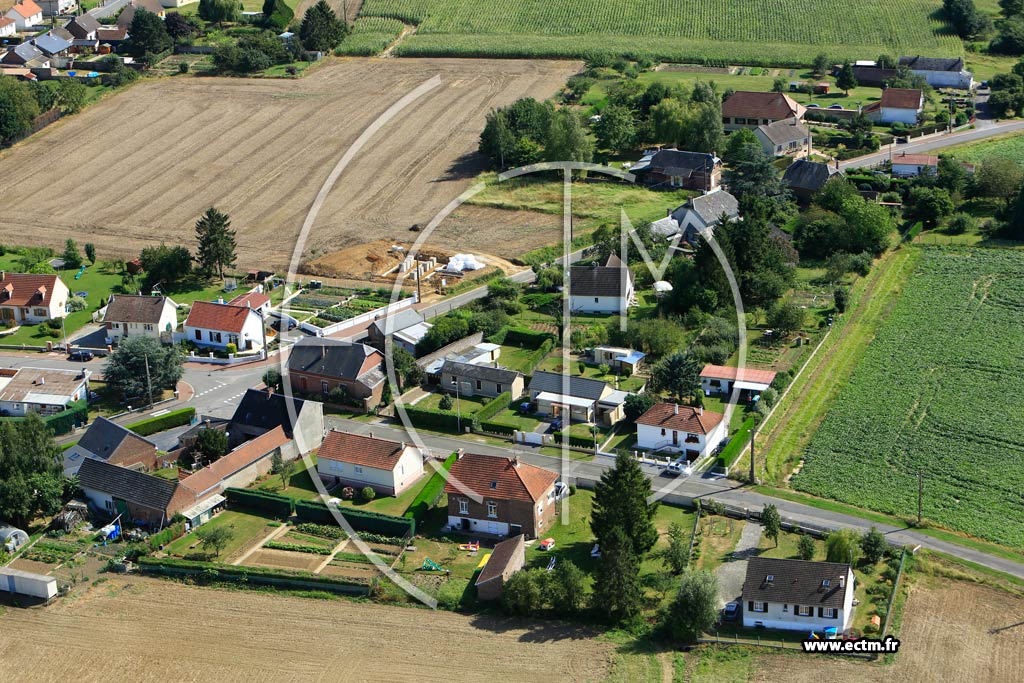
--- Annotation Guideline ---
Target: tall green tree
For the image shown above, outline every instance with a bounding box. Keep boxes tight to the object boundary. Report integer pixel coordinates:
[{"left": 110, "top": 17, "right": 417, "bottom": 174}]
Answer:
[
  {"left": 825, "top": 528, "right": 862, "bottom": 565},
  {"left": 62, "top": 239, "right": 82, "bottom": 270},
  {"left": 974, "top": 156, "right": 1024, "bottom": 207},
  {"left": 262, "top": 0, "right": 294, "bottom": 30},
  {"left": 104, "top": 335, "right": 184, "bottom": 402},
  {"left": 125, "top": 9, "right": 173, "bottom": 58},
  {"left": 545, "top": 108, "right": 592, "bottom": 164},
  {"left": 812, "top": 53, "right": 830, "bottom": 76},
  {"left": 0, "top": 77, "right": 41, "bottom": 144},
  {"left": 299, "top": 0, "right": 348, "bottom": 52},
  {"left": 55, "top": 79, "right": 87, "bottom": 114},
  {"left": 594, "top": 104, "right": 636, "bottom": 153},
  {"left": 835, "top": 63, "right": 858, "bottom": 94},
  {"left": 798, "top": 533, "right": 816, "bottom": 560},
  {"left": 660, "top": 569, "right": 720, "bottom": 642},
  {"left": 84, "top": 243, "right": 96, "bottom": 264},
  {"left": 140, "top": 243, "right": 192, "bottom": 289},
  {"left": 860, "top": 526, "right": 888, "bottom": 564},
  {"left": 651, "top": 351, "right": 701, "bottom": 403},
  {"left": 0, "top": 416, "right": 65, "bottom": 528},
  {"left": 198, "top": 0, "right": 239, "bottom": 24},
  {"left": 194, "top": 207, "right": 237, "bottom": 277},
  {"left": 591, "top": 453, "right": 658, "bottom": 555},
  {"left": 591, "top": 524, "right": 643, "bottom": 624},
  {"left": 660, "top": 521, "right": 689, "bottom": 574},
  {"left": 762, "top": 503, "right": 781, "bottom": 547}
]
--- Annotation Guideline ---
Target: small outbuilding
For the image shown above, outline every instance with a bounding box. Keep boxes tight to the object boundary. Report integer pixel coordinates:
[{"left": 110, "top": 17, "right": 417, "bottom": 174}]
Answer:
[
  {"left": 475, "top": 534, "right": 526, "bottom": 601},
  {"left": 0, "top": 524, "right": 29, "bottom": 552}
]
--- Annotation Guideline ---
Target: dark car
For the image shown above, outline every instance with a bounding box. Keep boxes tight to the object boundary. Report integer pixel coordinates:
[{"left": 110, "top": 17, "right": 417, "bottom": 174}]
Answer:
[
  {"left": 270, "top": 318, "right": 296, "bottom": 332},
  {"left": 721, "top": 602, "right": 740, "bottom": 622},
  {"left": 68, "top": 350, "right": 94, "bottom": 362},
  {"left": 828, "top": 104, "right": 844, "bottom": 110}
]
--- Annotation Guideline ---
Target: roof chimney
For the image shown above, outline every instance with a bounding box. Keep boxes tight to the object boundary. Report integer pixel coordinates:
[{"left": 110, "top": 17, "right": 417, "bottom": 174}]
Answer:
[
  {"left": 698, "top": 405, "right": 703, "bottom": 416},
  {"left": 839, "top": 575, "right": 846, "bottom": 588},
  {"left": 39, "top": 376, "right": 45, "bottom": 385},
  {"left": 512, "top": 455, "right": 520, "bottom": 467},
  {"left": 673, "top": 403, "right": 679, "bottom": 415}
]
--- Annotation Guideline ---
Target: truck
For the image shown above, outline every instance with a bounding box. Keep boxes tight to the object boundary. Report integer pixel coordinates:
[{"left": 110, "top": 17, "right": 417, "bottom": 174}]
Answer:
[{"left": 0, "top": 567, "right": 58, "bottom": 601}]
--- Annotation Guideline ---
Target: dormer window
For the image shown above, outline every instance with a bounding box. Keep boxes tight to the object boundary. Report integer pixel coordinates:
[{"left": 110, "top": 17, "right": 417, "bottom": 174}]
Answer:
[{"left": 490, "top": 481, "right": 497, "bottom": 489}]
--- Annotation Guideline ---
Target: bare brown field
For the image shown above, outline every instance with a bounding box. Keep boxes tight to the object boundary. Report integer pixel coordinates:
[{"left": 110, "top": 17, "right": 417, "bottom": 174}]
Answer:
[
  {"left": 0, "top": 577, "right": 612, "bottom": 682},
  {"left": 0, "top": 58, "right": 577, "bottom": 269},
  {"left": 751, "top": 581, "right": 1024, "bottom": 683},
  {"left": 245, "top": 548, "right": 325, "bottom": 572}
]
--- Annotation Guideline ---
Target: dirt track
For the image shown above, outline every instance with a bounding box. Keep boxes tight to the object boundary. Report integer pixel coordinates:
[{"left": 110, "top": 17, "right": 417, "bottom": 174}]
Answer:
[
  {"left": 0, "top": 577, "right": 611, "bottom": 682},
  {"left": 0, "top": 58, "right": 577, "bottom": 270}
]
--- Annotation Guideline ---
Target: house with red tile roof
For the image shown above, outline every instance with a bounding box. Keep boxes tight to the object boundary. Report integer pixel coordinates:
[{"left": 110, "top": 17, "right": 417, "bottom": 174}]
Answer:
[
  {"left": 635, "top": 403, "right": 726, "bottom": 461},
  {"left": 445, "top": 452, "right": 558, "bottom": 538},
  {"left": 863, "top": 88, "right": 923, "bottom": 125},
  {"left": 227, "top": 290, "right": 271, "bottom": 316},
  {"left": 891, "top": 151, "right": 939, "bottom": 177},
  {"left": 0, "top": 16, "right": 16, "bottom": 38},
  {"left": 5, "top": 1, "right": 43, "bottom": 31},
  {"left": 700, "top": 364, "right": 777, "bottom": 397},
  {"left": 316, "top": 430, "right": 426, "bottom": 497},
  {"left": 0, "top": 272, "right": 69, "bottom": 325},
  {"left": 722, "top": 91, "right": 806, "bottom": 130},
  {"left": 184, "top": 300, "right": 264, "bottom": 352}
]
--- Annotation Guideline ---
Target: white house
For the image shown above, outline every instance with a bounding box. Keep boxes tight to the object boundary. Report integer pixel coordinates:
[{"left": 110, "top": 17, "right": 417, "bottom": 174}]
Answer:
[
  {"left": 316, "top": 430, "right": 426, "bottom": 497},
  {"left": 651, "top": 191, "right": 740, "bottom": 245},
  {"left": 569, "top": 254, "right": 634, "bottom": 314},
  {"left": 184, "top": 300, "right": 264, "bottom": 352},
  {"left": 891, "top": 152, "right": 939, "bottom": 177},
  {"left": 592, "top": 346, "right": 645, "bottom": 375},
  {"left": 0, "top": 17, "right": 16, "bottom": 37},
  {"left": 103, "top": 294, "right": 178, "bottom": 343},
  {"left": 635, "top": 403, "right": 727, "bottom": 461},
  {"left": 700, "top": 364, "right": 777, "bottom": 400},
  {"left": 227, "top": 290, "right": 271, "bottom": 317},
  {"left": 741, "top": 557, "right": 856, "bottom": 635},
  {"left": 0, "top": 272, "right": 69, "bottom": 325},
  {"left": 864, "top": 88, "right": 922, "bottom": 125},
  {"left": 754, "top": 118, "right": 811, "bottom": 158},
  {"left": 899, "top": 55, "right": 973, "bottom": 90},
  {"left": 0, "top": 366, "right": 89, "bottom": 417},
  {"left": 5, "top": 0, "right": 43, "bottom": 30},
  {"left": 37, "top": 0, "right": 77, "bottom": 16},
  {"left": 527, "top": 371, "right": 628, "bottom": 426}
]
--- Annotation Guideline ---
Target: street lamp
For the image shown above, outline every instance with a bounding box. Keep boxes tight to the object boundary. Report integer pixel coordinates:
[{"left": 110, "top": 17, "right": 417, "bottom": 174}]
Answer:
[{"left": 450, "top": 377, "right": 462, "bottom": 432}]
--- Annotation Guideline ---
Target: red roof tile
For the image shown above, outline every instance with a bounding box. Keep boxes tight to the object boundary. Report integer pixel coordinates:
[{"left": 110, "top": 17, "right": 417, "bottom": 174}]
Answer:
[
  {"left": 185, "top": 300, "right": 254, "bottom": 334},
  {"left": 892, "top": 152, "right": 938, "bottom": 166},
  {"left": 880, "top": 88, "right": 922, "bottom": 110},
  {"left": 636, "top": 403, "right": 724, "bottom": 435},
  {"left": 444, "top": 453, "right": 557, "bottom": 503},
  {"left": 180, "top": 426, "right": 289, "bottom": 497},
  {"left": 11, "top": 0, "right": 42, "bottom": 19},
  {"left": 723, "top": 92, "right": 804, "bottom": 121},
  {"left": 0, "top": 272, "right": 63, "bottom": 308},
  {"left": 228, "top": 291, "right": 270, "bottom": 309},
  {"left": 317, "top": 431, "right": 412, "bottom": 471},
  {"left": 700, "top": 364, "right": 777, "bottom": 385}
]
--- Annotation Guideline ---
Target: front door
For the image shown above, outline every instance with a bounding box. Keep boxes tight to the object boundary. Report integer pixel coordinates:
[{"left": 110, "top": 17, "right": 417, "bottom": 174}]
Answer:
[{"left": 460, "top": 518, "right": 471, "bottom": 531}]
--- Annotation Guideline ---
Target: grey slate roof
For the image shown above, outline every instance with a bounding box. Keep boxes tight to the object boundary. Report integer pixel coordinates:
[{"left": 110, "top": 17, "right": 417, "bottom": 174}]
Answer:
[
  {"left": 569, "top": 254, "right": 632, "bottom": 298},
  {"left": 756, "top": 118, "right": 809, "bottom": 147},
  {"left": 66, "top": 14, "right": 100, "bottom": 38},
  {"left": 33, "top": 33, "right": 72, "bottom": 56},
  {"left": 899, "top": 55, "right": 965, "bottom": 72},
  {"left": 287, "top": 337, "right": 381, "bottom": 382},
  {"left": 7, "top": 42, "right": 43, "bottom": 63},
  {"left": 742, "top": 557, "right": 851, "bottom": 609},
  {"left": 77, "top": 457, "right": 178, "bottom": 512},
  {"left": 104, "top": 294, "right": 171, "bottom": 324},
  {"left": 683, "top": 190, "right": 739, "bottom": 225},
  {"left": 441, "top": 359, "right": 521, "bottom": 385},
  {"left": 370, "top": 308, "right": 424, "bottom": 336},
  {"left": 76, "top": 416, "right": 156, "bottom": 460},
  {"left": 230, "top": 388, "right": 313, "bottom": 437},
  {"left": 636, "top": 149, "right": 718, "bottom": 176},
  {"left": 528, "top": 371, "right": 609, "bottom": 401},
  {"left": 783, "top": 159, "right": 843, "bottom": 192}
]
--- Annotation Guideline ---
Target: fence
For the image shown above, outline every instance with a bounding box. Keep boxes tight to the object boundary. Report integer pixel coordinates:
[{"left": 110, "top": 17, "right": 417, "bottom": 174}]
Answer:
[
  {"left": 880, "top": 548, "right": 908, "bottom": 637},
  {"left": 2, "top": 108, "right": 63, "bottom": 149},
  {"left": 298, "top": 295, "right": 416, "bottom": 337},
  {"left": 686, "top": 504, "right": 702, "bottom": 567}
]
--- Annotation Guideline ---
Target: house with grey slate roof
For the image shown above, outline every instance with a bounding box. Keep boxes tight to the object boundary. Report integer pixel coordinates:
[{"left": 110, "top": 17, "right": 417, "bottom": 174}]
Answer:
[
  {"left": 569, "top": 254, "right": 634, "bottom": 315},
  {"left": 898, "top": 55, "right": 973, "bottom": 89},
  {"left": 754, "top": 118, "right": 811, "bottom": 158},
  {"left": 440, "top": 359, "right": 524, "bottom": 399},
  {"left": 782, "top": 159, "right": 843, "bottom": 202},
  {"left": 741, "top": 557, "right": 856, "bottom": 633},
  {"left": 651, "top": 190, "right": 740, "bottom": 244}
]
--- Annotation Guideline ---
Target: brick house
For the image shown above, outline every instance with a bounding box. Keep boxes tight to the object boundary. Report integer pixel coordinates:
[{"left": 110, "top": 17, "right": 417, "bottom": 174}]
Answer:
[
  {"left": 475, "top": 534, "right": 526, "bottom": 601},
  {"left": 286, "top": 337, "right": 386, "bottom": 410},
  {"left": 77, "top": 457, "right": 198, "bottom": 528},
  {"left": 62, "top": 416, "right": 160, "bottom": 476},
  {"left": 445, "top": 452, "right": 558, "bottom": 539}
]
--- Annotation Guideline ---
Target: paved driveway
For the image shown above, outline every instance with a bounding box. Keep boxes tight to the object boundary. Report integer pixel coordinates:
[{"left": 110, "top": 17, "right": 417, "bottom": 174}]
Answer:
[{"left": 715, "top": 521, "right": 763, "bottom": 607}]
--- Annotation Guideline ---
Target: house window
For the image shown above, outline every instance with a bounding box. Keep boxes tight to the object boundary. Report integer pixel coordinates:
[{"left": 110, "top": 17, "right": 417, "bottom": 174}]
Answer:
[
  {"left": 752, "top": 601, "right": 767, "bottom": 613},
  {"left": 33, "top": 308, "right": 46, "bottom": 317},
  {"left": 143, "top": 324, "right": 153, "bottom": 331},
  {"left": 194, "top": 330, "right": 201, "bottom": 340},
  {"left": 486, "top": 502, "right": 497, "bottom": 518},
  {"left": 823, "top": 607, "right": 836, "bottom": 619},
  {"left": 660, "top": 428, "right": 666, "bottom": 436},
  {"left": 354, "top": 465, "right": 363, "bottom": 475},
  {"left": 537, "top": 504, "right": 543, "bottom": 516},
  {"left": 458, "top": 499, "right": 469, "bottom": 514},
  {"left": 496, "top": 384, "right": 502, "bottom": 393},
  {"left": 594, "top": 297, "right": 599, "bottom": 303},
  {"left": 104, "top": 499, "right": 114, "bottom": 511},
  {"left": 476, "top": 380, "right": 482, "bottom": 390},
  {"left": 797, "top": 605, "right": 812, "bottom": 616},
  {"left": 321, "top": 381, "right": 329, "bottom": 394}
]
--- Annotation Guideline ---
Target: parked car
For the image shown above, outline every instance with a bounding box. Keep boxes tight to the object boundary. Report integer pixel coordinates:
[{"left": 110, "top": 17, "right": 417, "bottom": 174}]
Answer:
[
  {"left": 68, "top": 349, "right": 94, "bottom": 362},
  {"left": 806, "top": 103, "right": 820, "bottom": 108},
  {"left": 550, "top": 417, "right": 563, "bottom": 431},
  {"left": 828, "top": 104, "right": 844, "bottom": 109},
  {"left": 270, "top": 318, "right": 296, "bottom": 331},
  {"left": 722, "top": 602, "right": 741, "bottom": 622}
]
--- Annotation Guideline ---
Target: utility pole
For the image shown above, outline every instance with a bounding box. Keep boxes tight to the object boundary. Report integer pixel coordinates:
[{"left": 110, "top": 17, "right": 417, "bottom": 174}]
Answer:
[
  {"left": 917, "top": 470, "right": 924, "bottom": 526},
  {"left": 748, "top": 424, "right": 757, "bottom": 483},
  {"left": 144, "top": 353, "right": 153, "bottom": 409}
]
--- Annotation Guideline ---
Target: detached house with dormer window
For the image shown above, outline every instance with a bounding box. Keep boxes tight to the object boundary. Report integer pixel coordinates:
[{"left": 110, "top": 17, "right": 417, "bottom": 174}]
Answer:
[
  {"left": 0, "top": 272, "right": 69, "bottom": 324},
  {"left": 444, "top": 452, "right": 558, "bottom": 539},
  {"left": 741, "top": 557, "right": 856, "bottom": 634},
  {"left": 103, "top": 294, "right": 178, "bottom": 343}
]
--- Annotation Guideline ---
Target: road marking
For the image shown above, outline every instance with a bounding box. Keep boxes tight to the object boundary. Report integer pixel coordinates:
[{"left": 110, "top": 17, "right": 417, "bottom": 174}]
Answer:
[{"left": 149, "top": 409, "right": 170, "bottom": 417}]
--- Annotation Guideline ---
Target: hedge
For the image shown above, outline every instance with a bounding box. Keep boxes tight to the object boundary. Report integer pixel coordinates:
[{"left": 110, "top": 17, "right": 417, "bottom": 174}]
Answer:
[
  {"left": 127, "top": 407, "right": 196, "bottom": 436},
  {"left": 403, "top": 452, "right": 457, "bottom": 522},
  {"left": 714, "top": 417, "right": 756, "bottom": 470},
  {"left": 402, "top": 404, "right": 463, "bottom": 432},
  {"left": 524, "top": 337, "right": 554, "bottom": 372},
  {"left": 296, "top": 500, "right": 414, "bottom": 537},
  {"left": 554, "top": 431, "right": 596, "bottom": 449},
  {"left": 42, "top": 400, "right": 88, "bottom": 436},
  {"left": 903, "top": 221, "right": 923, "bottom": 242},
  {"left": 475, "top": 392, "right": 511, "bottom": 421},
  {"left": 224, "top": 487, "right": 295, "bottom": 518},
  {"left": 478, "top": 420, "right": 517, "bottom": 435},
  {"left": 136, "top": 556, "right": 370, "bottom": 592},
  {"left": 503, "top": 326, "right": 556, "bottom": 348},
  {"left": 147, "top": 521, "right": 186, "bottom": 551}
]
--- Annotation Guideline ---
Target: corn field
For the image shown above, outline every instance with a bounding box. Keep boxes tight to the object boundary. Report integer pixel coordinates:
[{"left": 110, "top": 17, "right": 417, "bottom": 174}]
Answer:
[
  {"left": 792, "top": 247, "right": 1024, "bottom": 548},
  {"left": 359, "top": 0, "right": 963, "bottom": 64},
  {"left": 335, "top": 17, "right": 406, "bottom": 56}
]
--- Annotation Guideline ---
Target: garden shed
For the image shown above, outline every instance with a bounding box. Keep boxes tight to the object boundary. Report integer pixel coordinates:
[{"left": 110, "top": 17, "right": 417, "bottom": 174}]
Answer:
[{"left": 0, "top": 524, "right": 29, "bottom": 552}]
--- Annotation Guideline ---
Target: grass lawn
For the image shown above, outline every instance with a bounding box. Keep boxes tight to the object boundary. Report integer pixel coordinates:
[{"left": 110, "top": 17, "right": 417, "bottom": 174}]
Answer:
[
  {"left": 535, "top": 355, "right": 647, "bottom": 392},
  {"left": 496, "top": 345, "right": 541, "bottom": 373},
  {"left": 164, "top": 509, "right": 276, "bottom": 562},
  {"left": 336, "top": 470, "right": 435, "bottom": 517},
  {"left": 415, "top": 391, "right": 490, "bottom": 414},
  {"left": 693, "top": 516, "right": 745, "bottom": 574},
  {"left": 251, "top": 457, "right": 325, "bottom": 501},
  {"left": 756, "top": 528, "right": 825, "bottom": 562},
  {"left": 151, "top": 467, "right": 180, "bottom": 481},
  {"left": 701, "top": 394, "right": 754, "bottom": 435},
  {"left": 485, "top": 408, "right": 544, "bottom": 432}
]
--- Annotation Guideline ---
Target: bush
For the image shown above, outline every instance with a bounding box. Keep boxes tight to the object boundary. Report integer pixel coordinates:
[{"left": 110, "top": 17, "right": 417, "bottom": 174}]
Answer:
[
  {"left": 127, "top": 407, "right": 195, "bottom": 436},
  {"left": 341, "top": 486, "right": 355, "bottom": 500},
  {"left": 264, "top": 541, "right": 332, "bottom": 555},
  {"left": 225, "top": 342, "right": 237, "bottom": 355},
  {"left": 178, "top": 61, "right": 189, "bottom": 74},
  {"left": 295, "top": 523, "right": 347, "bottom": 540},
  {"left": 360, "top": 486, "right": 376, "bottom": 502},
  {"left": 224, "top": 487, "right": 295, "bottom": 518},
  {"left": 295, "top": 500, "right": 414, "bottom": 537}
]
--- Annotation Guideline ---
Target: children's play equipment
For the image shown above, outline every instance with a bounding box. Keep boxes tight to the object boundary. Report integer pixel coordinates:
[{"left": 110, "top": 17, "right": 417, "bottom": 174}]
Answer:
[
  {"left": 421, "top": 558, "right": 443, "bottom": 572},
  {"left": 539, "top": 538, "right": 556, "bottom": 551},
  {"left": 458, "top": 541, "right": 480, "bottom": 552}
]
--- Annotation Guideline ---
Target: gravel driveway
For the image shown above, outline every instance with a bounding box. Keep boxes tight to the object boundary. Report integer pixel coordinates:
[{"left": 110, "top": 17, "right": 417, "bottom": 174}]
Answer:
[{"left": 714, "top": 520, "right": 763, "bottom": 607}]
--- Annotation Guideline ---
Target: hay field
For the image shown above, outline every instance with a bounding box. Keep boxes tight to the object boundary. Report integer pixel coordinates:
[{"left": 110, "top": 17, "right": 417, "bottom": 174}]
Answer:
[{"left": 0, "top": 58, "right": 577, "bottom": 270}]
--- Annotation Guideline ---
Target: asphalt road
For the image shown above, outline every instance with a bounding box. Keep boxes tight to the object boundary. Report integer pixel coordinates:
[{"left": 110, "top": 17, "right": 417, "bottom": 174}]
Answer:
[
  {"left": 840, "top": 118, "right": 1024, "bottom": 170},
  {"left": 88, "top": 0, "right": 130, "bottom": 19}
]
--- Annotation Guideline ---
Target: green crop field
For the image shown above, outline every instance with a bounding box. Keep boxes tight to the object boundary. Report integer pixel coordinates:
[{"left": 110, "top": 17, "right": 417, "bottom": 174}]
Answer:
[
  {"left": 945, "top": 132, "right": 1024, "bottom": 165},
  {"left": 335, "top": 17, "right": 407, "bottom": 56},
  {"left": 792, "top": 247, "right": 1024, "bottom": 547},
  {"left": 360, "top": 0, "right": 963, "bottom": 65}
]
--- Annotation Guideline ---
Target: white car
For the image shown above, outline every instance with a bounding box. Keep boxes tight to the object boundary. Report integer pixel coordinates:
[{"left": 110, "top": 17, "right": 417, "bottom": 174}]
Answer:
[{"left": 666, "top": 460, "right": 692, "bottom": 476}]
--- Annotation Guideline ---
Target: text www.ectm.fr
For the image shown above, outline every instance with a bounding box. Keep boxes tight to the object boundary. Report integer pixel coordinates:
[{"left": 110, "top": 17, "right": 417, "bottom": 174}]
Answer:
[{"left": 802, "top": 636, "right": 901, "bottom": 654}]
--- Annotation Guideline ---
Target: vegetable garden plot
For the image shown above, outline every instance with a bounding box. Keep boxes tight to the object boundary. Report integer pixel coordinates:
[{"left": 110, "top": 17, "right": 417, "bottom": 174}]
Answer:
[{"left": 792, "top": 247, "right": 1024, "bottom": 547}]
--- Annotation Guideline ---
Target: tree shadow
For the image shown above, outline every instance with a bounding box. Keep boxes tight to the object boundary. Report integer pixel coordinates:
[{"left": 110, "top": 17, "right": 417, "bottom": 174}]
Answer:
[
  {"left": 436, "top": 151, "right": 487, "bottom": 182},
  {"left": 468, "top": 612, "right": 603, "bottom": 643}
]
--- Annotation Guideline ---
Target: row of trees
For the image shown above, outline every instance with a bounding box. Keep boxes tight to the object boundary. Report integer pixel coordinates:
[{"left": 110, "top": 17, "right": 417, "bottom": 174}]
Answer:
[
  {"left": 479, "top": 98, "right": 592, "bottom": 170},
  {"left": 0, "top": 76, "right": 90, "bottom": 145},
  {"left": 0, "top": 416, "right": 69, "bottom": 528},
  {"left": 136, "top": 207, "right": 237, "bottom": 290}
]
